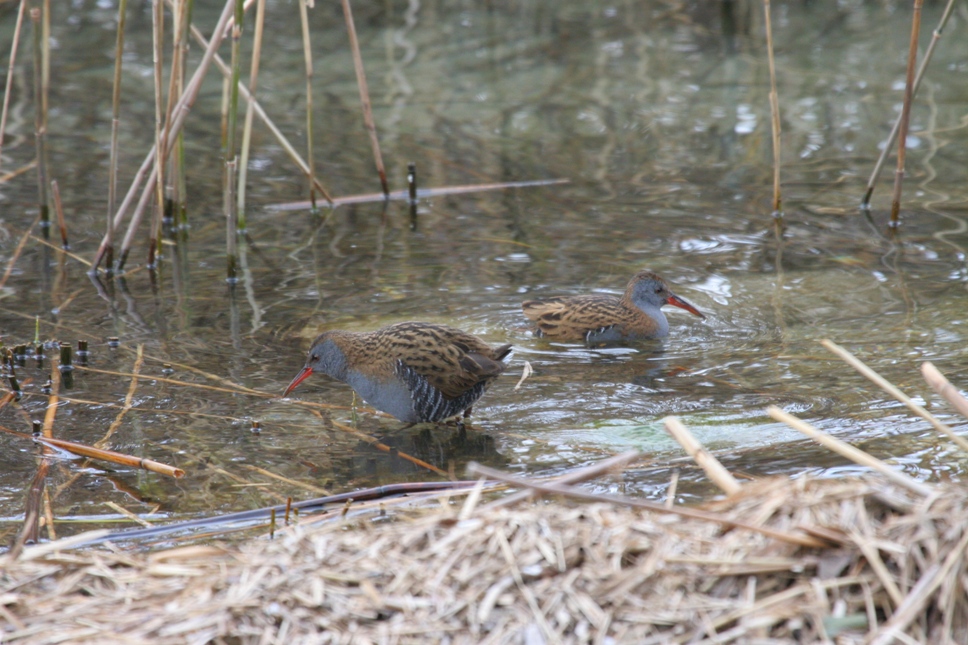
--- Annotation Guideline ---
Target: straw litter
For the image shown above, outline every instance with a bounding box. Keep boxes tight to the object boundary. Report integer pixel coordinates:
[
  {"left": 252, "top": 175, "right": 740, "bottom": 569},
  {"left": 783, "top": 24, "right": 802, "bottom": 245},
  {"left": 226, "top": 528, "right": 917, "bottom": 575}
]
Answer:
[{"left": 1, "top": 471, "right": 967, "bottom": 644}]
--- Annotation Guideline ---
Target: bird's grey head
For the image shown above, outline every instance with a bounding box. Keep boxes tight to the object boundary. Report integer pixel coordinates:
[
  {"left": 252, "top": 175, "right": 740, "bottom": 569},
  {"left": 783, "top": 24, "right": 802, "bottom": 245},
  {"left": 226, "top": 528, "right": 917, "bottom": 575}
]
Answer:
[
  {"left": 627, "top": 271, "right": 705, "bottom": 319},
  {"left": 304, "top": 335, "right": 348, "bottom": 379}
]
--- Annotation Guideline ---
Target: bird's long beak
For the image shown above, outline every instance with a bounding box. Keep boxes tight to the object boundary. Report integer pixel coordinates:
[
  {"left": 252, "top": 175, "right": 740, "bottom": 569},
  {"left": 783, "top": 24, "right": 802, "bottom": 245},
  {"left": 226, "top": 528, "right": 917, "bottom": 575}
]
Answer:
[
  {"left": 666, "top": 293, "right": 705, "bottom": 319},
  {"left": 283, "top": 366, "right": 314, "bottom": 397}
]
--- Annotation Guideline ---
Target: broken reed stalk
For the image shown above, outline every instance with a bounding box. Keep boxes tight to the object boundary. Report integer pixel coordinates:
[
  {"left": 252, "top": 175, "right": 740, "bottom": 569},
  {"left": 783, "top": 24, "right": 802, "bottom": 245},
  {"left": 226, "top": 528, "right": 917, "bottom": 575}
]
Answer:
[
  {"left": 467, "top": 462, "right": 827, "bottom": 548},
  {"left": 888, "top": 0, "right": 924, "bottom": 227},
  {"left": 920, "top": 362, "right": 968, "bottom": 421},
  {"left": 820, "top": 339, "right": 968, "bottom": 453},
  {"left": 861, "top": 0, "right": 956, "bottom": 209},
  {"left": 148, "top": 0, "right": 165, "bottom": 269},
  {"left": 237, "top": 0, "right": 266, "bottom": 230},
  {"left": 182, "top": 15, "right": 334, "bottom": 204},
  {"left": 0, "top": 0, "right": 28, "bottom": 173},
  {"left": 0, "top": 423, "right": 185, "bottom": 478},
  {"left": 105, "top": 0, "right": 128, "bottom": 273},
  {"left": 763, "top": 0, "right": 782, "bottom": 218},
  {"left": 30, "top": 8, "right": 50, "bottom": 238},
  {"left": 766, "top": 405, "right": 933, "bottom": 497},
  {"left": 49, "top": 179, "right": 68, "bottom": 248},
  {"left": 663, "top": 416, "right": 742, "bottom": 495},
  {"left": 92, "top": 0, "right": 237, "bottom": 272},
  {"left": 225, "top": 158, "right": 239, "bottom": 283},
  {"left": 341, "top": 0, "right": 389, "bottom": 196},
  {"left": 297, "top": 0, "right": 318, "bottom": 209}
]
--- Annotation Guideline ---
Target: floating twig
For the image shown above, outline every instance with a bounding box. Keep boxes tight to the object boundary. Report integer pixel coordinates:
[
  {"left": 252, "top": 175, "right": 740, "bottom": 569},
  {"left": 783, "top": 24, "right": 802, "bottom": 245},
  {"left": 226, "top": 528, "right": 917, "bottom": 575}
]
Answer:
[
  {"left": 766, "top": 405, "right": 932, "bottom": 497},
  {"left": 267, "top": 178, "right": 570, "bottom": 211},
  {"left": 821, "top": 339, "right": 968, "bottom": 453},
  {"left": 49, "top": 179, "right": 68, "bottom": 249}
]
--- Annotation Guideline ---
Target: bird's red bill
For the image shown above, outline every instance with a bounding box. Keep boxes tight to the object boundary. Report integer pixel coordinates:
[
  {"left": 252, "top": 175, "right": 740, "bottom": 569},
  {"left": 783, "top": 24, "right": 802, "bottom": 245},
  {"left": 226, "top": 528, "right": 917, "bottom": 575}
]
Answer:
[
  {"left": 283, "top": 367, "right": 314, "bottom": 397},
  {"left": 666, "top": 294, "right": 705, "bottom": 319}
]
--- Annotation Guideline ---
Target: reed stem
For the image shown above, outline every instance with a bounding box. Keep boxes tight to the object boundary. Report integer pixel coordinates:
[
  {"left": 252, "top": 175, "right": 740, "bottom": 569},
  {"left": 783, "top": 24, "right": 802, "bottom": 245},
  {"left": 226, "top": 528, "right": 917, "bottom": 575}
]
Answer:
[
  {"left": 763, "top": 0, "right": 782, "bottom": 218},
  {"left": 149, "top": 0, "right": 166, "bottom": 268},
  {"left": 105, "top": 0, "right": 128, "bottom": 273},
  {"left": 860, "top": 0, "right": 955, "bottom": 209},
  {"left": 237, "top": 0, "right": 266, "bottom": 231},
  {"left": 226, "top": 159, "right": 239, "bottom": 283},
  {"left": 298, "top": 0, "right": 317, "bottom": 209},
  {"left": 30, "top": 8, "right": 49, "bottom": 238},
  {"left": 50, "top": 179, "right": 68, "bottom": 249},
  {"left": 888, "top": 0, "right": 924, "bottom": 227},
  {"left": 0, "top": 0, "right": 28, "bottom": 174},
  {"left": 341, "top": 0, "right": 389, "bottom": 196}
]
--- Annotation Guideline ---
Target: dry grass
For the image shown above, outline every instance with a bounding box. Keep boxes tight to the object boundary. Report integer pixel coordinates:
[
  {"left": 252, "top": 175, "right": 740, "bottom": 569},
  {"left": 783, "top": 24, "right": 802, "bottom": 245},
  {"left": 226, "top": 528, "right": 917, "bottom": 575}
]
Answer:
[{"left": 1, "top": 473, "right": 966, "bottom": 644}]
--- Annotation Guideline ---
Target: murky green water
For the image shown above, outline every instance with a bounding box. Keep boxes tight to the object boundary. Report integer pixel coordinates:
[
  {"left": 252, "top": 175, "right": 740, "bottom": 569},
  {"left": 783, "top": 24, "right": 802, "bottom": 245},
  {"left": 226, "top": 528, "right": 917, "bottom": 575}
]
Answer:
[{"left": 1, "top": 0, "right": 967, "bottom": 539}]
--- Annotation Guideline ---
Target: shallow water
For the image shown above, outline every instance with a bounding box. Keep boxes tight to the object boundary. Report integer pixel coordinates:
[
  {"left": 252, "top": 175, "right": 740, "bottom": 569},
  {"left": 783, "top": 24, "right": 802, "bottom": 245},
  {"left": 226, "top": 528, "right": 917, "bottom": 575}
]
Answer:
[{"left": 1, "top": 0, "right": 967, "bottom": 538}]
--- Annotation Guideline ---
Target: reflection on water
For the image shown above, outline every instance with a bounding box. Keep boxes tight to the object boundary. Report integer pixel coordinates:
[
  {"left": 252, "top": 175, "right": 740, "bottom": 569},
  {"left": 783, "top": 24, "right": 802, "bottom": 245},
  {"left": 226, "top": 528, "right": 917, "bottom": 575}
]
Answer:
[{"left": 0, "top": 0, "right": 967, "bottom": 536}]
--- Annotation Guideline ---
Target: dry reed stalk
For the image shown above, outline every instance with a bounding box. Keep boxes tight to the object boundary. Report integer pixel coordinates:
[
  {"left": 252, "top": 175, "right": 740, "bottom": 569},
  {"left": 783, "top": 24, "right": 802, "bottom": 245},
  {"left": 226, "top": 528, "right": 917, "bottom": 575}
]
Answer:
[
  {"left": 483, "top": 450, "right": 641, "bottom": 511},
  {"left": 104, "top": 501, "right": 153, "bottom": 527},
  {"left": 92, "top": 0, "right": 237, "bottom": 271},
  {"left": 41, "top": 0, "right": 49, "bottom": 124},
  {"left": 225, "top": 158, "right": 239, "bottom": 282},
  {"left": 766, "top": 405, "right": 933, "bottom": 497},
  {"left": 341, "top": 0, "right": 389, "bottom": 196},
  {"left": 297, "top": 0, "right": 317, "bottom": 209},
  {"left": 30, "top": 8, "right": 49, "bottom": 237},
  {"left": 468, "top": 462, "right": 827, "bottom": 548},
  {"left": 861, "top": 0, "right": 957, "bottom": 208},
  {"left": 888, "top": 0, "right": 924, "bottom": 227},
  {"left": 663, "top": 416, "right": 742, "bottom": 495},
  {"left": 105, "top": 0, "right": 129, "bottom": 272},
  {"left": 163, "top": 0, "right": 188, "bottom": 221},
  {"left": 10, "top": 460, "right": 50, "bottom": 559},
  {"left": 870, "top": 527, "right": 968, "bottom": 645},
  {"left": 820, "top": 339, "right": 968, "bottom": 453},
  {"left": 0, "top": 0, "right": 28, "bottom": 173},
  {"left": 268, "top": 178, "right": 570, "bottom": 210},
  {"left": 38, "top": 437, "right": 185, "bottom": 478},
  {"left": 237, "top": 0, "right": 266, "bottom": 230},
  {"left": 147, "top": 0, "right": 166, "bottom": 268},
  {"left": 763, "top": 0, "right": 782, "bottom": 217},
  {"left": 182, "top": 17, "right": 334, "bottom": 204},
  {"left": 48, "top": 179, "right": 68, "bottom": 248},
  {"left": 921, "top": 362, "right": 968, "bottom": 421}
]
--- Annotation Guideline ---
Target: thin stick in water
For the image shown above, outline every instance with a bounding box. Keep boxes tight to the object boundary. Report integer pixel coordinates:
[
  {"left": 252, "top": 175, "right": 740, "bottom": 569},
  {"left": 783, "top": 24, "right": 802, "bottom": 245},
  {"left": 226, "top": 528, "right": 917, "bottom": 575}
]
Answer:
[
  {"left": 920, "top": 362, "right": 968, "bottom": 422},
  {"left": 763, "top": 0, "right": 782, "bottom": 218},
  {"left": 0, "top": 0, "right": 29, "bottom": 174},
  {"left": 860, "top": 0, "right": 956, "bottom": 209},
  {"left": 30, "top": 8, "right": 50, "bottom": 238},
  {"left": 49, "top": 179, "right": 68, "bottom": 249},
  {"left": 341, "top": 0, "right": 389, "bottom": 196},
  {"left": 105, "top": 0, "right": 129, "bottom": 273},
  {"left": 297, "top": 0, "right": 317, "bottom": 209},
  {"left": 237, "top": 0, "right": 267, "bottom": 231},
  {"left": 149, "top": 0, "right": 165, "bottom": 269},
  {"left": 888, "top": 0, "right": 924, "bottom": 227}
]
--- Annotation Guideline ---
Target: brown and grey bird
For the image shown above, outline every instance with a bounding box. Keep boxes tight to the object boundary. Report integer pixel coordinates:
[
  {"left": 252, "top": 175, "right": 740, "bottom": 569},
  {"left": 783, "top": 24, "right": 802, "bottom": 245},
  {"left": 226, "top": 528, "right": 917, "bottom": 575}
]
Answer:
[
  {"left": 522, "top": 270, "right": 705, "bottom": 342},
  {"left": 283, "top": 322, "right": 512, "bottom": 423}
]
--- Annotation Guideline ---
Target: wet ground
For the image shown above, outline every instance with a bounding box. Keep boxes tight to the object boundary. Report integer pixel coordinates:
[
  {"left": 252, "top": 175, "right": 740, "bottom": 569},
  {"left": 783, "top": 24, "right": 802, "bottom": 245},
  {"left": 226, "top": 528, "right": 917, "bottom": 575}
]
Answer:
[{"left": 1, "top": 0, "right": 967, "bottom": 539}]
